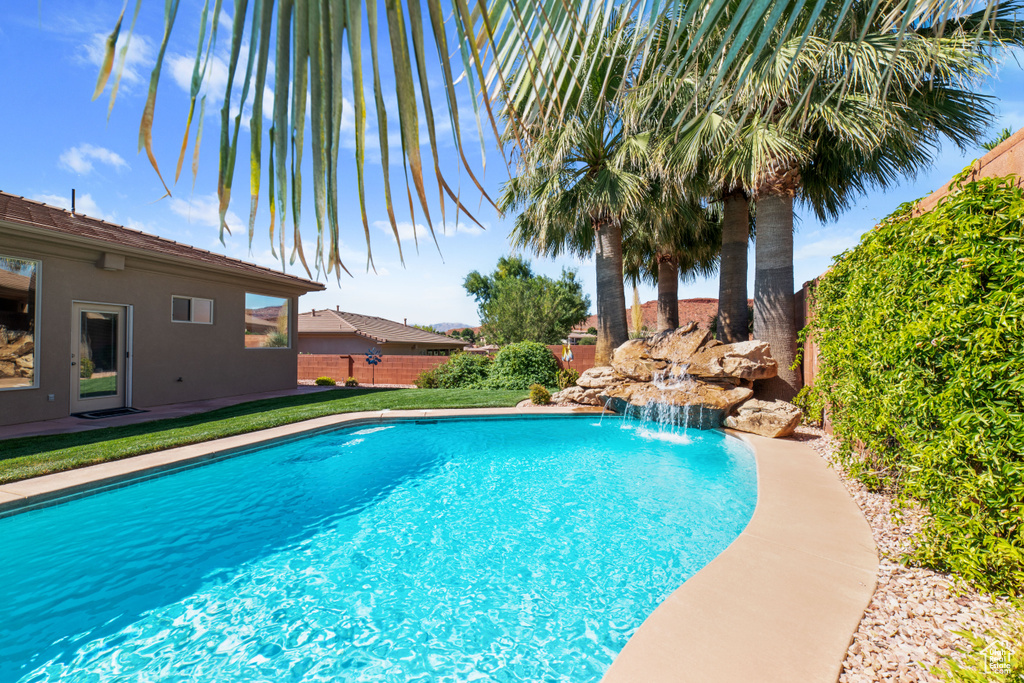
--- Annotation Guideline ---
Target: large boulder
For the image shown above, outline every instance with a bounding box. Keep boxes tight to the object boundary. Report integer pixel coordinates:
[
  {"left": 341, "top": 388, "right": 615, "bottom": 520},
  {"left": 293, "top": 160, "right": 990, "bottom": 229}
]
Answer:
[
  {"left": 685, "top": 340, "right": 778, "bottom": 381},
  {"left": 646, "top": 323, "right": 709, "bottom": 364},
  {"left": 552, "top": 385, "right": 605, "bottom": 406},
  {"left": 576, "top": 366, "right": 621, "bottom": 389},
  {"left": 725, "top": 399, "right": 802, "bottom": 438},
  {"left": 610, "top": 339, "right": 666, "bottom": 382}
]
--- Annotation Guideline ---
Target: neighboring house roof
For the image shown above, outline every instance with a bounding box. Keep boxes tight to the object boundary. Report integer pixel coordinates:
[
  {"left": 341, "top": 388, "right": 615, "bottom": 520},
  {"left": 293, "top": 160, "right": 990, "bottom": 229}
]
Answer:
[
  {"left": 576, "top": 297, "right": 753, "bottom": 332},
  {"left": 0, "top": 268, "right": 32, "bottom": 299},
  {"left": 0, "top": 192, "right": 324, "bottom": 292},
  {"left": 298, "top": 309, "right": 471, "bottom": 346},
  {"left": 245, "top": 314, "right": 278, "bottom": 332}
]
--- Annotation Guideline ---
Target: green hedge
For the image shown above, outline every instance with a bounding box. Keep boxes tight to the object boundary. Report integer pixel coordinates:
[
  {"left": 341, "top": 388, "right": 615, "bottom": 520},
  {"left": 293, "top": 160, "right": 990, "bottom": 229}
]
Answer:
[{"left": 811, "top": 171, "right": 1024, "bottom": 596}]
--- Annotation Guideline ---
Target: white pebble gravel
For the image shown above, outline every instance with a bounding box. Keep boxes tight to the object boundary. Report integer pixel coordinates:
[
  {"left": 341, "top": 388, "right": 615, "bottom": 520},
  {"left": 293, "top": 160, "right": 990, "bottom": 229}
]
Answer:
[{"left": 792, "top": 426, "right": 1012, "bottom": 682}]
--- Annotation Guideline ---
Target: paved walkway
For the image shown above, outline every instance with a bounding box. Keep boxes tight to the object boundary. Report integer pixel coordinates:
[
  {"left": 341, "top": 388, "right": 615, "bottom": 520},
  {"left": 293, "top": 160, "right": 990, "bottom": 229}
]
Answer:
[{"left": 0, "top": 386, "right": 332, "bottom": 440}]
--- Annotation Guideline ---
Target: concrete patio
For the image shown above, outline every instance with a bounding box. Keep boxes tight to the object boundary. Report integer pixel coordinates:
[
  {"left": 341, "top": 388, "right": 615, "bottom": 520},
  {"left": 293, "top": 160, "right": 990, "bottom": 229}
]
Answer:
[{"left": 0, "top": 386, "right": 333, "bottom": 440}]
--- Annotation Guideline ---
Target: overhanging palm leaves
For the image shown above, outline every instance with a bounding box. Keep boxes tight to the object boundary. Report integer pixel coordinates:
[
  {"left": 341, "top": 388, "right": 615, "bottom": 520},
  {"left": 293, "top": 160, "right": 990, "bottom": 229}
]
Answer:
[{"left": 94, "top": 0, "right": 1014, "bottom": 278}]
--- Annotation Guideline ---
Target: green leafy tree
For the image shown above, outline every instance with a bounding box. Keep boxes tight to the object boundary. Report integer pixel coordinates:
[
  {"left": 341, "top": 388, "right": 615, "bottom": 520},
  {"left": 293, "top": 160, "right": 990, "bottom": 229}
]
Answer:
[{"left": 464, "top": 256, "right": 590, "bottom": 345}]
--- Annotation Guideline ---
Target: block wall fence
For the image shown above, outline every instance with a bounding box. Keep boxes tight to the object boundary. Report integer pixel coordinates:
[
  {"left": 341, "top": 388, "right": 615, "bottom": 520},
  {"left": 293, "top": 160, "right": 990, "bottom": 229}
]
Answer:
[{"left": 298, "top": 344, "right": 599, "bottom": 386}]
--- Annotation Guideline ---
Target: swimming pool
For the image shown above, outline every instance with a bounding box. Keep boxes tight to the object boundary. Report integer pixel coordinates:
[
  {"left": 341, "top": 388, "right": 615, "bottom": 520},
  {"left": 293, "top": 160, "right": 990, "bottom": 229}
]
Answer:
[{"left": 0, "top": 416, "right": 756, "bottom": 682}]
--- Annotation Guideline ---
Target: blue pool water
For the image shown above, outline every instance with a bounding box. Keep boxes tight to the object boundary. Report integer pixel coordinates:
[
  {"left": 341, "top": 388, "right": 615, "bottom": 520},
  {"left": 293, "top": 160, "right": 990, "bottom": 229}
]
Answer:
[{"left": 0, "top": 416, "right": 756, "bottom": 682}]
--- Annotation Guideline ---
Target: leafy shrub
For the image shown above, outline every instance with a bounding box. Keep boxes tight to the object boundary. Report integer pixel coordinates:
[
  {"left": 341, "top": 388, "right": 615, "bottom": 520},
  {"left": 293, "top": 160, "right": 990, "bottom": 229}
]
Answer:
[
  {"left": 314, "top": 376, "right": 336, "bottom": 386},
  {"left": 556, "top": 368, "right": 581, "bottom": 390},
  {"left": 79, "top": 357, "right": 94, "bottom": 379},
  {"left": 264, "top": 330, "right": 289, "bottom": 347},
  {"left": 487, "top": 341, "right": 559, "bottom": 390},
  {"left": 414, "top": 367, "right": 440, "bottom": 388},
  {"left": 578, "top": 336, "right": 596, "bottom": 345},
  {"left": 792, "top": 385, "right": 825, "bottom": 427},
  {"left": 586, "top": 326, "right": 597, "bottom": 335},
  {"left": 529, "top": 384, "right": 551, "bottom": 405},
  {"left": 432, "top": 352, "right": 492, "bottom": 389},
  {"left": 810, "top": 172, "right": 1024, "bottom": 595},
  {"left": 345, "top": 377, "right": 358, "bottom": 387}
]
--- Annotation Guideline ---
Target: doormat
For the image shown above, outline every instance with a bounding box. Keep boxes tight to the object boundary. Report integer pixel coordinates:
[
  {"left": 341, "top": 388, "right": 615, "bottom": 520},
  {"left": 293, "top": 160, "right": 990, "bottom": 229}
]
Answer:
[{"left": 72, "top": 407, "right": 148, "bottom": 420}]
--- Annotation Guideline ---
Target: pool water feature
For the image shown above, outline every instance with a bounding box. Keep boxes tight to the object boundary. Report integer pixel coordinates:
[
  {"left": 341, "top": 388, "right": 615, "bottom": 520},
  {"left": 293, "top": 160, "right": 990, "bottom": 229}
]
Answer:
[{"left": 0, "top": 416, "right": 756, "bottom": 682}]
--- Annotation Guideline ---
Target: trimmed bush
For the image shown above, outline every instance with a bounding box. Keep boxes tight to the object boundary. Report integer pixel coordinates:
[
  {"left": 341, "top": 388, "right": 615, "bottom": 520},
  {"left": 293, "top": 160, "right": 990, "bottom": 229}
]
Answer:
[
  {"left": 529, "top": 384, "right": 551, "bottom": 405},
  {"left": 556, "top": 368, "right": 581, "bottom": 390},
  {"left": 79, "top": 357, "right": 95, "bottom": 379},
  {"left": 487, "top": 341, "right": 559, "bottom": 390},
  {"left": 432, "top": 352, "right": 492, "bottom": 389},
  {"left": 810, "top": 172, "right": 1024, "bottom": 595},
  {"left": 345, "top": 377, "right": 358, "bottom": 387},
  {"left": 314, "top": 376, "right": 336, "bottom": 386}
]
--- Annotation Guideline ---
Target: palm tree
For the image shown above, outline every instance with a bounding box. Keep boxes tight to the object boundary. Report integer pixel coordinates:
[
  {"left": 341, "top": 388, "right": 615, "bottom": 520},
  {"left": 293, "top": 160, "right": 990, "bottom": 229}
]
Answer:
[
  {"left": 743, "top": 9, "right": 1023, "bottom": 400},
  {"left": 645, "top": 4, "right": 1023, "bottom": 400},
  {"left": 621, "top": 182, "right": 720, "bottom": 332},
  {"left": 93, "top": 0, "right": 1007, "bottom": 275},
  {"left": 500, "top": 18, "right": 655, "bottom": 364}
]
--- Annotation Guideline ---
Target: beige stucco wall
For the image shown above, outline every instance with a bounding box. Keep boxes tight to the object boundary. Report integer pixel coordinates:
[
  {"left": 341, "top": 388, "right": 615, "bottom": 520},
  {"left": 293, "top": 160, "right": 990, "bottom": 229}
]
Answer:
[
  {"left": 0, "top": 225, "right": 318, "bottom": 426},
  {"left": 297, "top": 334, "right": 460, "bottom": 355}
]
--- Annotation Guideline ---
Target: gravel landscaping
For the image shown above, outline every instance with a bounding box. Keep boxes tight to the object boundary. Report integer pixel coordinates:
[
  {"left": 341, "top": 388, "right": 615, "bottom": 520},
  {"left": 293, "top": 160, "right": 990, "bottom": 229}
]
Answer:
[{"left": 792, "top": 426, "right": 1013, "bottom": 682}]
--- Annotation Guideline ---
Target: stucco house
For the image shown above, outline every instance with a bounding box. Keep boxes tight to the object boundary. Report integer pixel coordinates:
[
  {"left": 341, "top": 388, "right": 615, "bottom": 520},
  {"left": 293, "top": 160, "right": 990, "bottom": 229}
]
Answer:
[
  {"left": 297, "top": 309, "right": 469, "bottom": 356},
  {"left": 0, "top": 192, "right": 324, "bottom": 426}
]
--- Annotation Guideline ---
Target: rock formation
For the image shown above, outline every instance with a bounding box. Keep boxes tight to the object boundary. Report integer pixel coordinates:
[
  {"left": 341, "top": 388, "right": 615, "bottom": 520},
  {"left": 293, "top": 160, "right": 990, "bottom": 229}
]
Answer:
[
  {"left": 724, "top": 399, "right": 803, "bottom": 438},
  {"left": 552, "top": 323, "right": 802, "bottom": 437}
]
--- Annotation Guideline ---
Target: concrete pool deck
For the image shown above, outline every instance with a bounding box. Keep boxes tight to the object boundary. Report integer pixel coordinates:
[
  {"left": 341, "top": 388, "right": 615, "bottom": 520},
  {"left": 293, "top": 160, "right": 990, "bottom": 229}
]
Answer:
[{"left": 0, "top": 407, "right": 877, "bottom": 682}]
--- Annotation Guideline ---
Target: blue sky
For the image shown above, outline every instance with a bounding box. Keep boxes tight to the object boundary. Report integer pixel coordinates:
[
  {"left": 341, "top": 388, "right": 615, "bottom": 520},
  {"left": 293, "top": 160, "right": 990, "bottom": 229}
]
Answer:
[{"left": 2, "top": 2, "right": 1022, "bottom": 327}]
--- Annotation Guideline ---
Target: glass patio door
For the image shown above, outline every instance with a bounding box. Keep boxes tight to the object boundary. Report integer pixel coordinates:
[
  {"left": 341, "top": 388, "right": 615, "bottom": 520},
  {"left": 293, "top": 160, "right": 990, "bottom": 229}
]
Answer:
[{"left": 70, "top": 302, "right": 128, "bottom": 413}]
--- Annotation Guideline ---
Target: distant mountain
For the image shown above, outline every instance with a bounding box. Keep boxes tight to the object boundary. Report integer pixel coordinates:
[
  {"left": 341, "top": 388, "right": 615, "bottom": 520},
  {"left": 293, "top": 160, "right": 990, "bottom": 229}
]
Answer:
[{"left": 431, "top": 322, "right": 473, "bottom": 332}]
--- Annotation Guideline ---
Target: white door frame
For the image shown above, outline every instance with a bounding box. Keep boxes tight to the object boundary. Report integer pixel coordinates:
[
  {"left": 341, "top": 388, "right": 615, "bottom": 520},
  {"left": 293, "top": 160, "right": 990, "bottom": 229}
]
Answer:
[{"left": 70, "top": 301, "right": 134, "bottom": 413}]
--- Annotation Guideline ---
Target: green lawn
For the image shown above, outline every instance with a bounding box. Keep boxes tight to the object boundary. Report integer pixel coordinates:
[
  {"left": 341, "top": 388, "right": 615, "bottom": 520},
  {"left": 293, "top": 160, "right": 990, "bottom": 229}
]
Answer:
[{"left": 0, "top": 388, "right": 528, "bottom": 485}]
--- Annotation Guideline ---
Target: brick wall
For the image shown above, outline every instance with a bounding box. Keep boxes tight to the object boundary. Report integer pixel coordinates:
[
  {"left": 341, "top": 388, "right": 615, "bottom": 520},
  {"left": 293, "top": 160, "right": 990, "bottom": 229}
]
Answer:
[
  {"left": 298, "top": 354, "right": 449, "bottom": 385},
  {"left": 914, "top": 127, "right": 1024, "bottom": 215},
  {"left": 299, "top": 345, "right": 600, "bottom": 386},
  {"left": 547, "top": 344, "right": 597, "bottom": 373}
]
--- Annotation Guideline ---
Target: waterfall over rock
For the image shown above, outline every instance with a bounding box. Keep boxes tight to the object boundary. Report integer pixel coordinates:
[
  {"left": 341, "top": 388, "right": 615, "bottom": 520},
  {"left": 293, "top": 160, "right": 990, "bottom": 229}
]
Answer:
[{"left": 552, "top": 323, "right": 801, "bottom": 437}]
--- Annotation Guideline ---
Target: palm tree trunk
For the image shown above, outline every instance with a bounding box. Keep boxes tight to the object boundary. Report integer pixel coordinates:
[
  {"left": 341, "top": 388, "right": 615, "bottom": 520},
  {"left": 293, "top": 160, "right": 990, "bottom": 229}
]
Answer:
[
  {"left": 753, "top": 193, "right": 801, "bottom": 401},
  {"left": 594, "top": 218, "right": 628, "bottom": 365},
  {"left": 717, "top": 191, "right": 749, "bottom": 343},
  {"left": 656, "top": 253, "right": 679, "bottom": 332}
]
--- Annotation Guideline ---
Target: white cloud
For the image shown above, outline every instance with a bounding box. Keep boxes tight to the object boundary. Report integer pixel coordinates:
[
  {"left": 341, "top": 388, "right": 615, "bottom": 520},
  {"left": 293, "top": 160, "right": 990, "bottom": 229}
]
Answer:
[
  {"left": 168, "top": 193, "right": 244, "bottom": 232},
  {"left": 441, "top": 221, "right": 486, "bottom": 237},
  {"left": 373, "top": 219, "right": 431, "bottom": 244},
  {"left": 82, "top": 32, "right": 154, "bottom": 92},
  {"left": 31, "top": 192, "right": 110, "bottom": 221},
  {"left": 59, "top": 144, "right": 128, "bottom": 175},
  {"left": 373, "top": 218, "right": 487, "bottom": 244},
  {"left": 793, "top": 234, "right": 859, "bottom": 261}
]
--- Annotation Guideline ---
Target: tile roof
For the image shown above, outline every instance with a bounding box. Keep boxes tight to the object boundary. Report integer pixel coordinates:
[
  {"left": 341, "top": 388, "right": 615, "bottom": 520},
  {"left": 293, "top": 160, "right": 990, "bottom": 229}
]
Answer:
[
  {"left": 0, "top": 192, "right": 324, "bottom": 291},
  {"left": 298, "top": 309, "right": 471, "bottom": 346}
]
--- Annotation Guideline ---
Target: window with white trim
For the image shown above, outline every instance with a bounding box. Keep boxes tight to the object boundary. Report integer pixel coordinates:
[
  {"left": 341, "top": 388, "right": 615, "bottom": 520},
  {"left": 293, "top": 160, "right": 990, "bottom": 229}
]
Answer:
[
  {"left": 0, "top": 255, "right": 39, "bottom": 390},
  {"left": 171, "top": 296, "right": 214, "bottom": 324}
]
